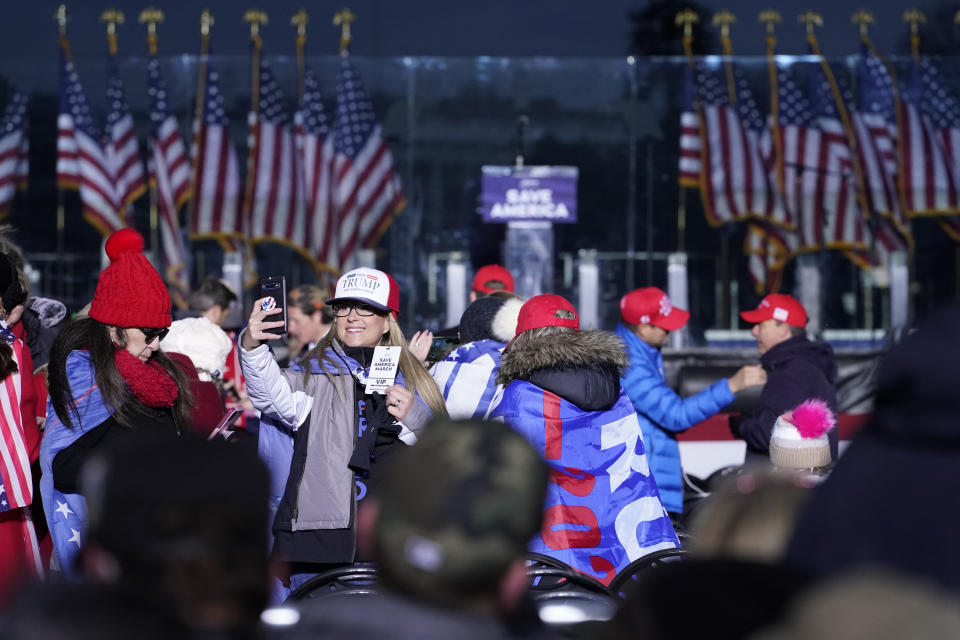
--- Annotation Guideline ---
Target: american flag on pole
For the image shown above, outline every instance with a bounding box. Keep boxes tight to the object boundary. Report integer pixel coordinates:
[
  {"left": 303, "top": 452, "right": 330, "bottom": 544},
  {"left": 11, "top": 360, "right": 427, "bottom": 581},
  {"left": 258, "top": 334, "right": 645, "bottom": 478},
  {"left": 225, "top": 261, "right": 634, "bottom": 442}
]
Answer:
[
  {"left": 694, "top": 59, "right": 777, "bottom": 226},
  {"left": 189, "top": 52, "right": 242, "bottom": 246},
  {"left": 851, "top": 40, "right": 911, "bottom": 252},
  {"left": 333, "top": 55, "right": 405, "bottom": 268},
  {"left": 0, "top": 93, "right": 29, "bottom": 220},
  {"left": 57, "top": 39, "right": 125, "bottom": 236},
  {"left": 147, "top": 56, "right": 190, "bottom": 305},
  {"left": 105, "top": 54, "right": 145, "bottom": 217},
  {"left": 897, "top": 56, "right": 960, "bottom": 240},
  {"left": 245, "top": 46, "right": 311, "bottom": 263},
  {"left": 678, "top": 39, "right": 700, "bottom": 188},
  {"left": 296, "top": 68, "right": 337, "bottom": 273}
]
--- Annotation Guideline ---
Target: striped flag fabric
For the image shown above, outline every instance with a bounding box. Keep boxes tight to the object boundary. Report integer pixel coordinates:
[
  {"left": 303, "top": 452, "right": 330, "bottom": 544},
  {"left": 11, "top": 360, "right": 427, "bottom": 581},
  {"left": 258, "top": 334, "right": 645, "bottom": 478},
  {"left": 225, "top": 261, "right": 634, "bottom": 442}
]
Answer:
[
  {"left": 694, "top": 61, "right": 776, "bottom": 226},
  {"left": 296, "top": 68, "right": 337, "bottom": 272},
  {"left": 333, "top": 55, "right": 405, "bottom": 268},
  {"left": 245, "top": 51, "right": 311, "bottom": 263},
  {"left": 105, "top": 53, "right": 145, "bottom": 217},
  {"left": 678, "top": 57, "right": 700, "bottom": 188},
  {"left": 851, "top": 41, "right": 911, "bottom": 252},
  {"left": 898, "top": 56, "right": 960, "bottom": 240},
  {"left": 147, "top": 56, "right": 190, "bottom": 306},
  {"left": 0, "top": 93, "right": 29, "bottom": 219},
  {"left": 189, "top": 54, "right": 242, "bottom": 246},
  {"left": 56, "top": 40, "right": 125, "bottom": 236}
]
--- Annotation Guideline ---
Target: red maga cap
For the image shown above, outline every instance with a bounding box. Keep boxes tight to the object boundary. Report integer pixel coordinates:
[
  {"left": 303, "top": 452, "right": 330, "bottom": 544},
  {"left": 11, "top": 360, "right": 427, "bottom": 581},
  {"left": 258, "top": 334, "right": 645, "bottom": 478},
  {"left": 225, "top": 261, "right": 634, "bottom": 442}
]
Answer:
[
  {"left": 740, "top": 294, "right": 807, "bottom": 329},
  {"left": 619, "top": 287, "right": 690, "bottom": 331},
  {"left": 514, "top": 294, "right": 579, "bottom": 337},
  {"left": 472, "top": 264, "right": 515, "bottom": 294}
]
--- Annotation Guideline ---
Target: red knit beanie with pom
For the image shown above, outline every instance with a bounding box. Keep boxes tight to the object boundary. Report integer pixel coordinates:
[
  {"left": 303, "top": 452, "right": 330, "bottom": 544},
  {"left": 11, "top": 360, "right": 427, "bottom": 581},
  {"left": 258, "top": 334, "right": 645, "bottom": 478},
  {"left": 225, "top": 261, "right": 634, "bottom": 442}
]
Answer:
[{"left": 89, "top": 229, "right": 172, "bottom": 328}]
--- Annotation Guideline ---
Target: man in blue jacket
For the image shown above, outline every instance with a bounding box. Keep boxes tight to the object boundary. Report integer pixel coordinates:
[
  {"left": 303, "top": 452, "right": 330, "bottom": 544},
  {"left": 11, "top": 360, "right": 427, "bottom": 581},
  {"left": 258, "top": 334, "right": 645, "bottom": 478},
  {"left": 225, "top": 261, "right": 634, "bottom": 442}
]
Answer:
[{"left": 615, "top": 287, "right": 766, "bottom": 516}]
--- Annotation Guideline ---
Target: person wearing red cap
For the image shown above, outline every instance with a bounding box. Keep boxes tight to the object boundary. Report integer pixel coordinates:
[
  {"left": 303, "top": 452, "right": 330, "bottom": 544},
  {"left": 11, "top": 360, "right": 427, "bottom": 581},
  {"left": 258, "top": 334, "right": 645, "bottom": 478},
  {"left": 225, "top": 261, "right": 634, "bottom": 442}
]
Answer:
[
  {"left": 615, "top": 287, "right": 766, "bottom": 516},
  {"left": 41, "top": 228, "right": 194, "bottom": 576},
  {"left": 732, "top": 294, "right": 839, "bottom": 464},
  {"left": 239, "top": 267, "right": 447, "bottom": 596},
  {"left": 491, "top": 294, "right": 679, "bottom": 584}
]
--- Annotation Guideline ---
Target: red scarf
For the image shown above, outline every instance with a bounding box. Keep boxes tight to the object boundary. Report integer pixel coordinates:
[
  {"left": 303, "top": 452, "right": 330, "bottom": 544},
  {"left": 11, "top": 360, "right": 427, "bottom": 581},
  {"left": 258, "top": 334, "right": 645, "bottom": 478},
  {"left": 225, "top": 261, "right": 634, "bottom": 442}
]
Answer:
[{"left": 114, "top": 348, "right": 178, "bottom": 407}]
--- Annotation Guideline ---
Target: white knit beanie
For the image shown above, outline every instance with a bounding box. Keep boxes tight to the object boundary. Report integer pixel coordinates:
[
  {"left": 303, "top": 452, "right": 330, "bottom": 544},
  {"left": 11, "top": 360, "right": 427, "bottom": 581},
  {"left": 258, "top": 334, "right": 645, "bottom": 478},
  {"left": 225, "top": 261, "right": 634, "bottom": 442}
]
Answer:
[{"left": 160, "top": 317, "right": 233, "bottom": 381}]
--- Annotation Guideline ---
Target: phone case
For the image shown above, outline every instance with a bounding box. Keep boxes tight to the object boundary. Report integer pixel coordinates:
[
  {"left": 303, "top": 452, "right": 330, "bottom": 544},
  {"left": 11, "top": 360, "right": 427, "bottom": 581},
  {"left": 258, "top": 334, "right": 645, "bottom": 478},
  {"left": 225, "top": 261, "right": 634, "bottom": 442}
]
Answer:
[{"left": 258, "top": 276, "right": 288, "bottom": 337}]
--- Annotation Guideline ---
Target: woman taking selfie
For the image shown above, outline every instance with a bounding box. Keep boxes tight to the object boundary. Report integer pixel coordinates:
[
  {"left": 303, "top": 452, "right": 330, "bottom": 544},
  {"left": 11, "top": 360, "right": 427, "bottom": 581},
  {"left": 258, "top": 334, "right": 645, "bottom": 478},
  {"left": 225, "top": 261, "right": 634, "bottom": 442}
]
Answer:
[
  {"left": 40, "top": 229, "right": 192, "bottom": 575},
  {"left": 240, "top": 267, "right": 445, "bottom": 593}
]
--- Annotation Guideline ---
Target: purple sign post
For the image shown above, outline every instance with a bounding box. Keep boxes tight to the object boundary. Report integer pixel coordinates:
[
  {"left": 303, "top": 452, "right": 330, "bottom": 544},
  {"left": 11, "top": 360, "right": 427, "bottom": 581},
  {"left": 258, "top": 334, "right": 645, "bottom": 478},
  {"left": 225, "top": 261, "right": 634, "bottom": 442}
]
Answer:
[
  {"left": 481, "top": 166, "right": 578, "bottom": 298},
  {"left": 481, "top": 166, "right": 578, "bottom": 223}
]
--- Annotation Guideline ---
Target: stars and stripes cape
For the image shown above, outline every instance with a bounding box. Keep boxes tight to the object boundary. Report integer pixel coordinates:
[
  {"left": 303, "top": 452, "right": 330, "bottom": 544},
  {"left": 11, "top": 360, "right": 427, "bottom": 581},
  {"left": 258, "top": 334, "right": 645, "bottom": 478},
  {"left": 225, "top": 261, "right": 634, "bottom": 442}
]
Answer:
[
  {"left": 491, "top": 330, "right": 678, "bottom": 586},
  {"left": 39, "top": 351, "right": 112, "bottom": 575}
]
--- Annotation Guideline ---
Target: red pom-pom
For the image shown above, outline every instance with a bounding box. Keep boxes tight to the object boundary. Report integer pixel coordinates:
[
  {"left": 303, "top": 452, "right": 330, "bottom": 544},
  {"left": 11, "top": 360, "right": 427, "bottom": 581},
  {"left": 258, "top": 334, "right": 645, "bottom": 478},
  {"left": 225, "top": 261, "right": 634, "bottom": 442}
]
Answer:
[
  {"left": 104, "top": 228, "right": 145, "bottom": 262},
  {"left": 791, "top": 398, "right": 835, "bottom": 439}
]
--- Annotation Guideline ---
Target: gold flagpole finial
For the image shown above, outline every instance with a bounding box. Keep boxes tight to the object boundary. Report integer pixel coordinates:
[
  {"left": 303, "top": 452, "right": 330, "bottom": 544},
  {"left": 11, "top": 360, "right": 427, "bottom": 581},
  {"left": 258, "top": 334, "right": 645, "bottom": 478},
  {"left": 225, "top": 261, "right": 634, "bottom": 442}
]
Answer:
[
  {"left": 54, "top": 4, "right": 70, "bottom": 38},
  {"left": 674, "top": 8, "right": 699, "bottom": 40},
  {"left": 139, "top": 7, "right": 164, "bottom": 55},
  {"left": 712, "top": 10, "right": 736, "bottom": 40},
  {"left": 292, "top": 8, "right": 308, "bottom": 39},
  {"left": 100, "top": 9, "right": 124, "bottom": 55},
  {"left": 200, "top": 9, "right": 214, "bottom": 38},
  {"left": 799, "top": 11, "right": 823, "bottom": 37},
  {"left": 333, "top": 8, "right": 356, "bottom": 55},
  {"left": 902, "top": 8, "right": 926, "bottom": 58},
  {"left": 852, "top": 9, "right": 874, "bottom": 40},
  {"left": 244, "top": 9, "right": 268, "bottom": 40},
  {"left": 759, "top": 10, "right": 782, "bottom": 37}
]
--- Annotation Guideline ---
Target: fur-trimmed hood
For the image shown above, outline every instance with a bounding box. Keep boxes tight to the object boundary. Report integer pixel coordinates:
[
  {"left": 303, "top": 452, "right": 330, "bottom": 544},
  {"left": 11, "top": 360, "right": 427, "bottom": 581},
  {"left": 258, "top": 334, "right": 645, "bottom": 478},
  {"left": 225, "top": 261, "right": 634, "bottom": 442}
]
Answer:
[{"left": 497, "top": 330, "right": 628, "bottom": 412}]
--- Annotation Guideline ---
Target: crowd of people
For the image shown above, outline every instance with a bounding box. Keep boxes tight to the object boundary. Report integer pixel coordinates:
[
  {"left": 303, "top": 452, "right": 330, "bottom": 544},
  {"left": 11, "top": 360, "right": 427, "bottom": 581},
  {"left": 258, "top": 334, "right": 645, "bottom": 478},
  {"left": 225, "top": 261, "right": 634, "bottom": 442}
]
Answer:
[{"left": 0, "top": 225, "right": 954, "bottom": 638}]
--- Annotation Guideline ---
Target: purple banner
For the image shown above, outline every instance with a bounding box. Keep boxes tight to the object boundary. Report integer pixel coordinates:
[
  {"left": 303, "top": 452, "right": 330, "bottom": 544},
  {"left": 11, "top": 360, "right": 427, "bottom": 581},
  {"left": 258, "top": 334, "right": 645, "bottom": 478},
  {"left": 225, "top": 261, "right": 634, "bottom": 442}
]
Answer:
[{"left": 481, "top": 165, "right": 578, "bottom": 223}]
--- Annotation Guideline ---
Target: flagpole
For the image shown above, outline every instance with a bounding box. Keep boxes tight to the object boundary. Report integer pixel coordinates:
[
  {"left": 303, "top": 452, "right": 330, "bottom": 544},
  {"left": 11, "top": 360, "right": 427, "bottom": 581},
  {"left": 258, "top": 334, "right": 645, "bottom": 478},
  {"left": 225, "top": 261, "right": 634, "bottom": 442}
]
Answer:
[
  {"left": 188, "top": 10, "right": 213, "bottom": 254},
  {"left": 903, "top": 9, "right": 927, "bottom": 323},
  {"left": 675, "top": 11, "right": 697, "bottom": 256},
  {"left": 292, "top": 10, "right": 307, "bottom": 102},
  {"left": 140, "top": 8, "right": 163, "bottom": 265},
  {"left": 54, "top": 5, "right": 69, "bottom": 295}
]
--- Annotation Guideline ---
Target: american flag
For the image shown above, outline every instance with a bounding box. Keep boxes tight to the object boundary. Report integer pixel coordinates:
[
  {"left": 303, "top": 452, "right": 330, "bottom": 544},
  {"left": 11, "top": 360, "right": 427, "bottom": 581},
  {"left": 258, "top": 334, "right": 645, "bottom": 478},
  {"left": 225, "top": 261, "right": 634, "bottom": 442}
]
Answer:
[
  {"left": 678, "top": 43, "right": 700, "bottom": 188},
  {"left": 147, "top": 56, "right": 190, "bottom": 306},
  {"left": 851, "top": 41, "right": 911, "bottom": 252},
  {"left": 245, "top": 50, "right": 311, "bottom": 262},
  {"left": 105, "top": 54, "right": 145, "bottom": 217},
  {"left": 189, "top": 53, "right": 242, "bottom": 246},
  {"left": 898, "top": 56, "right": 960, "bottom": 240},
  {"left": 57, "top": 41, "right": 125, "bottom": 236},
  {"left": 333, "top": 56, "right": 405, "bottom": 268},
  {"left": 0, "top": 93, "right": 29, "bottom": 219},
  {"left": 296, "top": 68, "right": 337, "bottom": 273},
  {"left": 695, "top": 59, "right": 776, "bottom": 226}
]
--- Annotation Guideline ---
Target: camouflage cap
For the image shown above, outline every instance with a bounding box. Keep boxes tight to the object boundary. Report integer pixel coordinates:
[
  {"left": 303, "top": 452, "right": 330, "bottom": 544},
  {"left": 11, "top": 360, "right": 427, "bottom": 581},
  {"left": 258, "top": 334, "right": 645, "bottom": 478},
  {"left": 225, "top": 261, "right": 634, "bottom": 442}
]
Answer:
[{"left": 374, "top": 418, "right": 548, "bottom": 604}]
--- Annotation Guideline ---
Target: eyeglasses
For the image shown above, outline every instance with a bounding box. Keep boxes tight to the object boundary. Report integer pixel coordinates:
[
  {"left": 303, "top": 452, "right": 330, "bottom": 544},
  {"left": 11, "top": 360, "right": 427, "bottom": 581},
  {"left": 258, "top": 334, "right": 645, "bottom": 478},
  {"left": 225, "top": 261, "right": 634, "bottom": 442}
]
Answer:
[
  {"left": 139, "top": 327, "right": 170, "bottom": 343},
  {"left": 331, "top": 303, "right": 383, "bottom": 318}
]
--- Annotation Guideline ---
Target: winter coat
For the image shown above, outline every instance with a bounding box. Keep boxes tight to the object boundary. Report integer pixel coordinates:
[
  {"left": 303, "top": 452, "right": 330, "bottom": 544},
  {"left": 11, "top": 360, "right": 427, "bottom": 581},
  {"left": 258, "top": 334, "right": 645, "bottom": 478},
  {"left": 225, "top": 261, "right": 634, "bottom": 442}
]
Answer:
[
  {"left": 240, "top": 337, "right": 431, "bottom": 564},
  {"left": 730, "top": 336, "right": 838, "bottom": 460},
  {"left": 491, "top": 330, "right": 678, "bottom": 586},
  {"left": 430, "top": 339, "right": 506, "bottom": 419},
  {"left": 615, "top": 324, "right": 735, "bottom": 514}
]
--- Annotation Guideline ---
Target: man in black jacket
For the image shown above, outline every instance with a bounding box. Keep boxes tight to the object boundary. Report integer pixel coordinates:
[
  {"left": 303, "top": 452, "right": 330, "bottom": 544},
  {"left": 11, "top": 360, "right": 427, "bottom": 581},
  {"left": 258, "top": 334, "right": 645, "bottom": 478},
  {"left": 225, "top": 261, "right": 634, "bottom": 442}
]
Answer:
[{"left": 730, "top": 294, "right": 838, "bottom": 463}]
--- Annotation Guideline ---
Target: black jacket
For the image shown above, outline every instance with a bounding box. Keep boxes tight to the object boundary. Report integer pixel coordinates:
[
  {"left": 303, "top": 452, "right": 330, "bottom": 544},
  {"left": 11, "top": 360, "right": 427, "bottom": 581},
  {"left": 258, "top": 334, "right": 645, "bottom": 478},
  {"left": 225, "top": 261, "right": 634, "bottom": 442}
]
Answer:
[{"left": 730, "top": 336, "right": 838, "bottom": 460}]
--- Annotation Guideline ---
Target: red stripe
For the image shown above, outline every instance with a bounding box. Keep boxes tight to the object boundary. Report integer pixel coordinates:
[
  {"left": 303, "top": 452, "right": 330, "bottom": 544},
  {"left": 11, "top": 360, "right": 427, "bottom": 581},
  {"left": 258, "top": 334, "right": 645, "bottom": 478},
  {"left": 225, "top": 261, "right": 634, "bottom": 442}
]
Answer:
[
  {"left": 283, "top": 136, "right": 299, "bottom": 241},
  {"left": 813, "top": 135, "right": 829, "bottom": 246},
  {"left": 736, "top": 115, "right": 754, "bottom": 213},
  {"left": 543, "top": 391, "right": 562, "bottom": 460},
  {"left": 210, "top": 131, "right": 228, "bottom": 234},
  {"left": 265, "top": 128, "right": 284, "bottom": 236},
  {"left": 717, "top": 109, "right": 739, "bottom": 220}
]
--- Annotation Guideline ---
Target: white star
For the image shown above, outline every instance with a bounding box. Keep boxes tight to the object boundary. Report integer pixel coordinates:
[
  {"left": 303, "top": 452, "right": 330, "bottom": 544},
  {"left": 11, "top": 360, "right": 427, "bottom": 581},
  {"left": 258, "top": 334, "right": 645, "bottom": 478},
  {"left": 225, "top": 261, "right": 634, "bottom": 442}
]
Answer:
[
  {"left": 1, "top": 500, "right": 6, "bottom": 507},
  {"left": 55, "top": 500, "right": 73, "bottom": 519},
  {"left": 67, "top": 528, "right": 82, "bottom": 547}
]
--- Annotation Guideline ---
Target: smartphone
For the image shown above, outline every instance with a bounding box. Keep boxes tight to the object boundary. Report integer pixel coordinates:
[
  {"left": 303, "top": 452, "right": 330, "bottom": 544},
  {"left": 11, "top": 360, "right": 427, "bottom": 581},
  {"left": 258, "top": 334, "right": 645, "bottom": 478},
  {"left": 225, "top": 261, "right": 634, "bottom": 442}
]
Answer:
[
  {"left": 208, "top": 408, "right": 243, "bottom": 441},
  {"left": 426, "top": 335, "right": 459, "bottom": 363},
  {"left": 258, "top": 276, "right": 287, "bottom": 338}
]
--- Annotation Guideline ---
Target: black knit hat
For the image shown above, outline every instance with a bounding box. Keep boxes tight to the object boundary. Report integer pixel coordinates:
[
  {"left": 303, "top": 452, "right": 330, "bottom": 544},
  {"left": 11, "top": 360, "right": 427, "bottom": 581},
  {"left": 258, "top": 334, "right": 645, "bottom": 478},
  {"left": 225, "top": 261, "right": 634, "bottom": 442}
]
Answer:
[
  {"left": 0, "top": 252, "right": 25, "bottom": 314},
  {"left": 458, "top": 297, "right": 506, "bottom": 344}
]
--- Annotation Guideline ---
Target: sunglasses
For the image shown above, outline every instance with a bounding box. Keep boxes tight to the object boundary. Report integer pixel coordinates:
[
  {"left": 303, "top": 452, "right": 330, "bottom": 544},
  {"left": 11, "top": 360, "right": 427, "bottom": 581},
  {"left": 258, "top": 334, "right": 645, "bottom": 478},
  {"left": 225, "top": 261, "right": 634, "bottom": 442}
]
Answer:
[
  {"left": 331, "top": 303, "right": 384, "bottom": 318},
  {"left": 139, "top": 326, "right": 170, "bottom": 343}
]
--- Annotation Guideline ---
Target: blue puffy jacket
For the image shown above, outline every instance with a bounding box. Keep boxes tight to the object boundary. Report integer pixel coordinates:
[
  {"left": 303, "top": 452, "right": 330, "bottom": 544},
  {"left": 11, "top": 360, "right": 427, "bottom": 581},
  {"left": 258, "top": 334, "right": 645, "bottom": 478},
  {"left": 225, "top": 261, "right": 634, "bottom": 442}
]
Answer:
[{"left": 615, "top": 324, "right": 734, "bottom": 514}]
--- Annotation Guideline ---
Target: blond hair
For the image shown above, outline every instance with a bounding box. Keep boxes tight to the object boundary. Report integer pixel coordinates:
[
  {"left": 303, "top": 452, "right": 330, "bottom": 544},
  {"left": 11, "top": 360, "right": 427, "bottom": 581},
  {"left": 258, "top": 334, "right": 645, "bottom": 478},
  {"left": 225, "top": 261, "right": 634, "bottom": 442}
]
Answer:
[{"left": 303, "top": 314, "right": 448, "bottom": 418}]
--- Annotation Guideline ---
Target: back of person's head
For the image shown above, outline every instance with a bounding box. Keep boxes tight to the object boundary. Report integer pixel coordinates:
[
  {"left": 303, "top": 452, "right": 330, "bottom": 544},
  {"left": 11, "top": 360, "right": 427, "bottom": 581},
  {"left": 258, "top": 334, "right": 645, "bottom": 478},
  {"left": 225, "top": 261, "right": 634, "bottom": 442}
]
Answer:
[
  {"left": 689, "top": 470, "right": 816, "bottom": 563},
  {"left": 80, "top": 437, "right": 270, "bottom": 633},
  {"left": 371, "top": 418, "right": 548, "bottom": 611},
  {"left": 187, "top": 278, "right": 238, "bottom": 313},
  {"left": 472, "top": 264, "right": 515, "bottom": 296},
  {"left": 288, "top": 284, "right": 334, "bottom": 324}
]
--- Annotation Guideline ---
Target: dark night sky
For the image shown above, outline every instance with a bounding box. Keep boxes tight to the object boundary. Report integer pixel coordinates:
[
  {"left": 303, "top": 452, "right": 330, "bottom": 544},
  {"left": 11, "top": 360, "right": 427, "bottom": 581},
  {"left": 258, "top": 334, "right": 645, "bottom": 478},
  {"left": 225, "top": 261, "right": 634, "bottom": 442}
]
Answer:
[{"left": 0, "top": 1, "right": 938, "bottom": 62}]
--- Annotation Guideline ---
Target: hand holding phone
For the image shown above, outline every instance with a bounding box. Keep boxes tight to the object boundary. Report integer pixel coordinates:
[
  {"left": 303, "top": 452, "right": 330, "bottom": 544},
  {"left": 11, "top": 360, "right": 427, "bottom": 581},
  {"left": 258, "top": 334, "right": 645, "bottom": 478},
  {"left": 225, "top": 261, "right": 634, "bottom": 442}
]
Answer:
[{"left": 208, "top": 408, "right": 243, "bottom": 441}]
